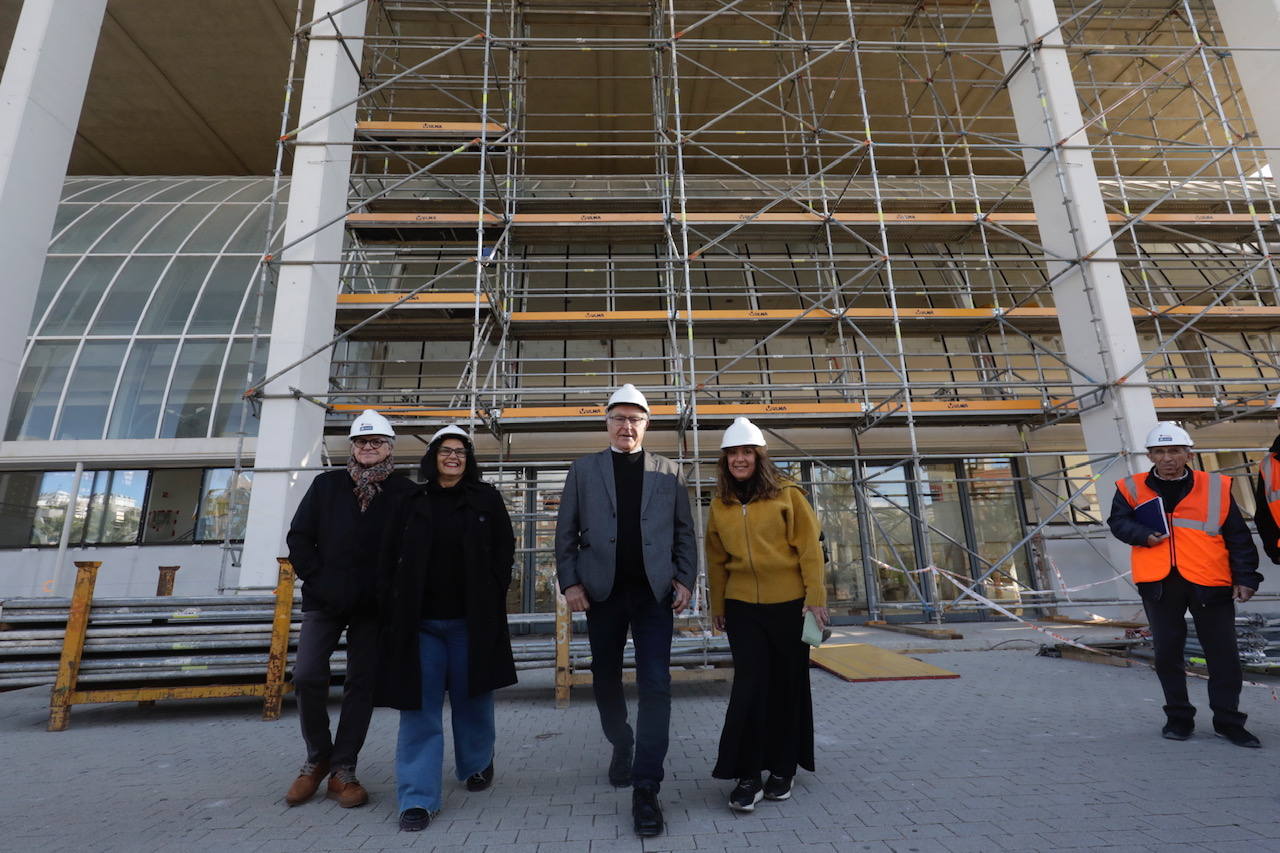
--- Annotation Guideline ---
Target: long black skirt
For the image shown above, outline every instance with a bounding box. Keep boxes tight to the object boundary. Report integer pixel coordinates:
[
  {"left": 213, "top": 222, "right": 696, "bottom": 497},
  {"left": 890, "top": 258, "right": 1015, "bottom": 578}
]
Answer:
[{"left": 712, "top": 597, "right": 815, "bottom": 780}]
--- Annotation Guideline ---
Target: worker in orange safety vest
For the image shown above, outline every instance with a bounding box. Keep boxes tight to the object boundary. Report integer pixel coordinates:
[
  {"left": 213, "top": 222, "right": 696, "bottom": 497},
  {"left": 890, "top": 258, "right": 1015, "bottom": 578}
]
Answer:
[
  {"left": 1254, "top": 392, "right": 1280, "bottom": 567},
  {"left": 1108, "top": 422, "right": 1262, "bottom": 748}
]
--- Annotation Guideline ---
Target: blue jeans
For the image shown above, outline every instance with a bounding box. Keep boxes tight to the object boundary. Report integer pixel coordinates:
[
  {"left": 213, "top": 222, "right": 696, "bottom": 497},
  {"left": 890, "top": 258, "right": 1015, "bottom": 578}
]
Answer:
[
  {"left": 396, "top": 619, "right": 496, "bottom": 812},
  {"left": 585, "top": 580, "right": 673, "bottom": 788}
]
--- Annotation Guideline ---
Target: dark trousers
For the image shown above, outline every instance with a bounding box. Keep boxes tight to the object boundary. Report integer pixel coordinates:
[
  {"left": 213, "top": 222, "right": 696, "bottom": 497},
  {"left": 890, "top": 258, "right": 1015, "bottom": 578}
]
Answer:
[
  {"left": 293, "top": 608, "right": 380, "bottom": 769},
  {"left": 1140, "top": 569, "right": 1245, "bottom": 728},
  {"left": 584, "top": 580, "right": 673, "bottom": 788},
  {"left": 713, "top": 598, "right": 814, "bottom": 780}
]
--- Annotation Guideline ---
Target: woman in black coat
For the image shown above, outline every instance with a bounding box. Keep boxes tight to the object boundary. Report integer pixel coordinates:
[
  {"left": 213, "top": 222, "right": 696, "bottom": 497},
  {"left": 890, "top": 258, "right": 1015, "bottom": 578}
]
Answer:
[{"left": 376, "top": 425, "right": 516, "bottom": 832}]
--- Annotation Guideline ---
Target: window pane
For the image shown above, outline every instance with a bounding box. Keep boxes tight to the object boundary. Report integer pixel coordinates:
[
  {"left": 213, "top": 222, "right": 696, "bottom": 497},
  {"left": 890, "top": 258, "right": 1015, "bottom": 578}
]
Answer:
[
  {"left": 5, "top": 342, "right": 77, "bottom": 441},
  {"left": 0, "top": 472, "right": 42, "bottom": 548},
  {"left": 211, "top": 340, "right": 261, "bottom": 437},
  {"left": 55, "top": 342, "right": 128, "bottom": 440},
  {"left": 196, "top": 468, "right": 253, "bottom": 541},
  {"left": 89, "top": 256, "right": 170, "bottom": 334},
  {"left": 38, "top": 257, "right": 123, "bottom": 336},
  {"left": 137, "top": 257, "right": 213, "bottom": 334},
  {"left": 89, "top": 204, "right": 172, "bottom": 253},
  {"left": 184, "top": 205, "right": 254, "bottom": 252},
  {"left": 48, "top": 205, "right": 131, "bottom": 253},
  {"left": 142, "top": 468, "right": 203, "bottom": 544},
  {"left": 30, "top": 258, "right": 78, "bottom": 333},
  {"left": 107, "top": 341, "right": 178, "bottom": 439},
  {"left": 187, "top": 258, "right": 257, "bottom": 334},
  {"left": 31, "top": 471, "right": 91, "bottom": 546},
  {"left": 136, "top": 204, "right": 211, "bottom": 253},
  {"left": 81, "top": 470, "right": 147, "bottom": 545},
  {"left": 159, "top": 341, "right": 226, "bottom": 438}
]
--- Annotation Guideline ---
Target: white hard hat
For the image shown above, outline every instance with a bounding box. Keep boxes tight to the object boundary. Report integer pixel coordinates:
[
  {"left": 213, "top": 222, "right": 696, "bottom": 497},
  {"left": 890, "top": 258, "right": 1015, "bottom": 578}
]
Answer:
[
  {"left": 1273, "top": 391, "right": 1280, "bottom": 410},
  {"left": 1145, "top": 421, "right": 1193, "bottom": 448},
  {"left": 428, "top": 424, "right": 470, "bottom": 447},
  {"left": 349, "top": 409, "right": 395, "bottom": 439},
  {"left": 606, "top": 383, "right": 649, "bottom": 413},
  {"left": 721, "top": 416, "right": 766, "bottom": 449}
]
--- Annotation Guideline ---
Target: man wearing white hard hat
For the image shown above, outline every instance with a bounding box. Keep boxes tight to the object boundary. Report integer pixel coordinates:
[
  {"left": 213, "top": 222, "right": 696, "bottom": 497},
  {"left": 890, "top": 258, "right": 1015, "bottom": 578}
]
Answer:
[
  {"left": 1253, "top": 392, "right": 1280, "bottom": 567},
  {"left": 283, "top": 410, "right": 416, "bottom": 806},
  {"left": 1108, "top": 421, "right": 1262, "bottom": 747},
  {"left": 554, "top": 384, "right": 697, "bottom": 838}
]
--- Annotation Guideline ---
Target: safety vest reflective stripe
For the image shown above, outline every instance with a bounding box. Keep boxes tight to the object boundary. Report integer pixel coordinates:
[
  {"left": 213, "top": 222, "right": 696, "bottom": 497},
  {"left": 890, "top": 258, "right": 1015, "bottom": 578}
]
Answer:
[{"left": 1265, "top": 455, "right": 1280, "bottom": 505}]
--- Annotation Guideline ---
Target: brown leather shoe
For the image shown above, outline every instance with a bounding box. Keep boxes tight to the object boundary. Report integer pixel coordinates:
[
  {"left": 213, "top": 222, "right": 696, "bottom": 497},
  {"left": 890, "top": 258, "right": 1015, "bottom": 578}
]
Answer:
[
  {"left": 327, "top": 767, "right": 369, "bottom": 808},
  {"left": 284, "top": 761, "right": 329, "bottom": 806}
]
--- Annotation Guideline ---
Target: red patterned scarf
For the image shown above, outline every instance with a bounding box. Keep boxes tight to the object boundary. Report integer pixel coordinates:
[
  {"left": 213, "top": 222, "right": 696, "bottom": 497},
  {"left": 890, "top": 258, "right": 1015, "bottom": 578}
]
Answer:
[{"left": 347, "top": 454, "right": 395, "bottom": 512}]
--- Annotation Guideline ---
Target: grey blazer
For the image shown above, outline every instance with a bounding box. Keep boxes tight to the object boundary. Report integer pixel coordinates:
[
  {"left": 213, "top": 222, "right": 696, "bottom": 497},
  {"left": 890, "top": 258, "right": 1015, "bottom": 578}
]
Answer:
[{"left": 554, "top": 448, "right": 697, "bottom": 603}]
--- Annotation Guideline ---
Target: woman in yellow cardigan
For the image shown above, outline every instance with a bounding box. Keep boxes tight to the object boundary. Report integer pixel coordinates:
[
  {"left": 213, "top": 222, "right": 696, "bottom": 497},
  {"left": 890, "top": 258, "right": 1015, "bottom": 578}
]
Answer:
[{"left": 706, "top": 417, "right": 828, "bottom": 812}]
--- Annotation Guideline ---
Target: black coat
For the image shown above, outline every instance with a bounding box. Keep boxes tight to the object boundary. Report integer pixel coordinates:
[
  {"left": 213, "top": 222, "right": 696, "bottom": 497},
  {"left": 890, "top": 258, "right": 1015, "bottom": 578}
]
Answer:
[
  {"left": 285, "top": 469, "right": 417, "bottom": 615},
  {"left": 375, "top": 478, "right": 517, "bottom": 708},
  {"left": 1255, "top": 435, "right": 1280, "bottom": 565}
]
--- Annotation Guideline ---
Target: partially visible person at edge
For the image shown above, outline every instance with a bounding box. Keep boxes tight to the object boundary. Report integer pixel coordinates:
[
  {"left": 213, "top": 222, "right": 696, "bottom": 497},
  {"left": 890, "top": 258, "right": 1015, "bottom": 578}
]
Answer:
[
  {"left": 376, "top": 425, "right": 517, "bottom": 833},
  {"left": 554, "top": 383, "right": 697, "bottom": 838},
  {"left": 283, "top": 409, "right": 416, "bottom": 807},
  {"left": 1107, "top": 421, "right": 1262, "bottom": 748},
  {"left": 1254, "top": 392, "right": 1280, "bottom": 568},
  {"left": 705, "top": 417, "right": 828, "bottom": 812}
]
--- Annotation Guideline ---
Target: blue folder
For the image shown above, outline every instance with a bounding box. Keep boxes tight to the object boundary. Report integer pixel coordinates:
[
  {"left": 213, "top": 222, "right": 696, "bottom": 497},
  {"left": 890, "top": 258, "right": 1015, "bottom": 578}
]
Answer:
[{"left": 1132, "top": 496, "right": 1169, "bottom": 537}]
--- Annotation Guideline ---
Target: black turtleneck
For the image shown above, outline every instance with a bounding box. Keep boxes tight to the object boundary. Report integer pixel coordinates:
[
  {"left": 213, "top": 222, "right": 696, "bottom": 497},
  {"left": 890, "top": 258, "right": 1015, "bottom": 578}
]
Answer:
[
  {"left": 422, "top": 480, "right": 467, "bottom": 619},
  {"left": 612, "top": 449, "right": 647, "bottom": 589}
]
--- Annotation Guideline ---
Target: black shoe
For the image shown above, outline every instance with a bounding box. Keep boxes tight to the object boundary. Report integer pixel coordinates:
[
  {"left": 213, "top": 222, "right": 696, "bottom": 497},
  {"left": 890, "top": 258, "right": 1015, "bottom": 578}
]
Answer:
[
  {"left": 728, "top": 776, "right": 764, "bottom": 812},
  {"left": 763, "top": 773, "right": 793, "bottom": 801},
  {"left": 632, "top": 785, "right": 663, "bottom": 837},
  {"left": 1161, "top": 719, "right": 1193, "bottom": 741},
  {"left": 609, "top": 743, "right": 633, "bottom": 787},
  {"left": 398, "top": 807, "right": 434, "bottom": 832},
  {"left": 1214, "top": 723, "right": 1261, "bottom": 748},
  {"left": 466, "top": 761, "right": 495, "bottom": 792}
]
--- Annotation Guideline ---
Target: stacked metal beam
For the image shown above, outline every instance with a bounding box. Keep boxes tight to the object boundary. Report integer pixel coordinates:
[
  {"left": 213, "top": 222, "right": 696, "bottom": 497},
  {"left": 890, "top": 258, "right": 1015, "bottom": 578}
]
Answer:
[
  {"left": 1184, "top": 613, "right": 1280, "bottom": 669},
  {"left": 1, "top": 597, "right": 732, "bottom": 690}
]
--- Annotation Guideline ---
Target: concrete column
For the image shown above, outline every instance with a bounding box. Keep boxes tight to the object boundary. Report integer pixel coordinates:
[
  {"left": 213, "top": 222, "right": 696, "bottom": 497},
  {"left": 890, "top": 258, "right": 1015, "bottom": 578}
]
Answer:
[
  {"left": 237, "top": 1, "right": 367, "bottom": 588},
  {"left": 990, "top": 0, "right": 1158, "bottom": 609},
  {"left": 1213, "top": 1, "right": 1280, "bottom": 185},
  {"left": 0, "top": 0, "right": 108, "bottom": 430}
]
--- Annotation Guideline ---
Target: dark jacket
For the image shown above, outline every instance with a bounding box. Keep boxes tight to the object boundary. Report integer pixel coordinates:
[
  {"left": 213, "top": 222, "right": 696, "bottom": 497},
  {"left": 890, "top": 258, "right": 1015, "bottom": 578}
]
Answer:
[
  {"left": 285, "top": 469, "right": 417, "bottom": 615},
  {"left": 1255, "top": 434, "right": 1280, "bottom": 565},
  {"left": 375, "top": 479, "right": 517, "bottom": 708},
  {"left": 1107, "top": 467, "right": 1262, "bottom": 589}
]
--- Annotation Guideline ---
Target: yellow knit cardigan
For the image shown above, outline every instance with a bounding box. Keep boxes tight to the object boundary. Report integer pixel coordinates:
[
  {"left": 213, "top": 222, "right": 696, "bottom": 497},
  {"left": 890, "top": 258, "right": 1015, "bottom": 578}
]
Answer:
[{"left": 705, "top": 482, "right": 827, "bottom": 618}]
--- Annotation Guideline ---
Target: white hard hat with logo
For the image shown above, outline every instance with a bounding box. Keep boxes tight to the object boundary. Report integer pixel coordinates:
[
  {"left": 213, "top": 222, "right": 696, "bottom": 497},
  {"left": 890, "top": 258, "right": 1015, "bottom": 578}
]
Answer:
[
  {"left": 721, "top": 416, "right": 766, "bottom": 449},
  {"left": 428, "top": 424, "right": 471, "bottom": 447},
  {"left": 606, "top": 383, "right": 649, "bottom": 413},
  {"left": 1145, "top": 421, "right": 1193, "bottom": 448},
  {"left": 349, "top": 409, "right": 395, "bottom": 439}
]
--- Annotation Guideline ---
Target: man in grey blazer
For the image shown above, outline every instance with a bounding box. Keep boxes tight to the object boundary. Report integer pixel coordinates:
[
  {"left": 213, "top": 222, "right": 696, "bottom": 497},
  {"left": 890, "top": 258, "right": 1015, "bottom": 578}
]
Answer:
[{"left": 555, "top": 383, "right": 697, "bottom": 838}]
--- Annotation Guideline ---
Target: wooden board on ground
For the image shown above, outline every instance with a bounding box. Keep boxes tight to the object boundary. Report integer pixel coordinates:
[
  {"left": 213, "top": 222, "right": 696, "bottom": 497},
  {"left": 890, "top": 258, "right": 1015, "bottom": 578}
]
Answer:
[
  {"left": 810, "top": 643, "right": 960, "bottom": 682},
  {"left": 865, "top": 620, "right": 963, "bottom": 640}
]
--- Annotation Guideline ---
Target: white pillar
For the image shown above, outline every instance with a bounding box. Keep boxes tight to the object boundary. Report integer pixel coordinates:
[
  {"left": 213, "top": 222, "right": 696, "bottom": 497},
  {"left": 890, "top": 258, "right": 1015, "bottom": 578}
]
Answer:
[
  {"left": 237, "top": 1, "right": 368, "bottom": 588},
  {"left": 990, "top": 0, "right": 1158, "bottom": 607},
  {"left": 0, "top": 0, "right": 108, "bottom": 429},
  {"left": 1213, "top": 1, "right": 1280, "bottom": 184}
]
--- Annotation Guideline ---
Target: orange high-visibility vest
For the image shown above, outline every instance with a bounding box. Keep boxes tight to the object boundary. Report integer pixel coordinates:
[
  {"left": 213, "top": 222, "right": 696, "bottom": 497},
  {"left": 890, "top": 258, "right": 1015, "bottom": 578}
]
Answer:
[
  {"left": 1263, "top": 453, "right": 1280, "bottom": 548},
  {"left": 1114, "top": 469, "right": 1232, "bottom": 586}
]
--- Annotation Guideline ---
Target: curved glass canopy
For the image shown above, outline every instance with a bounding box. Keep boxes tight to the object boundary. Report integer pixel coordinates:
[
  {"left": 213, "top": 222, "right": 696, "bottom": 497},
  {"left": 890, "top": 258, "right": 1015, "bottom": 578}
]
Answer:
[{"left": 7, "top": 177, "right": 287, "bottom": 441}]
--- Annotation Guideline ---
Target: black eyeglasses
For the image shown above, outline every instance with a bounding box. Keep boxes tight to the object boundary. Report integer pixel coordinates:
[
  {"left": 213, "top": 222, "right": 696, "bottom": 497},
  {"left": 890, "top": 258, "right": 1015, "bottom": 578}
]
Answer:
[
  {"left": 352, "top": 438, "right": 388, "bottom": 448},
  {"left": 437, "top": 446, "right": 468, "bottom": 459}
]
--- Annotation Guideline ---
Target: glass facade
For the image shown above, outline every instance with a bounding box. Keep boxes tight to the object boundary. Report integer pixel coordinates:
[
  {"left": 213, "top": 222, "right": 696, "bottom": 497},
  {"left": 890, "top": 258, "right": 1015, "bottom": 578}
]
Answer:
[
  {"left": 0, "top": 466, "right": 252, "bottom": 549},
  {"left": 6, "top": 177, "right": 286, "bottom": 441}
]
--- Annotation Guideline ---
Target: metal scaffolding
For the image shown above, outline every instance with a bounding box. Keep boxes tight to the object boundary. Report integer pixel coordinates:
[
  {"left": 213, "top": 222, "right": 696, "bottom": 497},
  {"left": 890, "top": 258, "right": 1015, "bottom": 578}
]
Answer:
[{"left": 240, "top": 0, "right": 1280, "bottom": 621}]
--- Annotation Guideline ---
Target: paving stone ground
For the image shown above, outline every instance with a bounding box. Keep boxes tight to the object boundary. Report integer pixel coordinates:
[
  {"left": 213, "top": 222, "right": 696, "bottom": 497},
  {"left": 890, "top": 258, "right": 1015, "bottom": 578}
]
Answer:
[{"left": 4, "top": 629, "right": 1279, "bottom": 852}]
